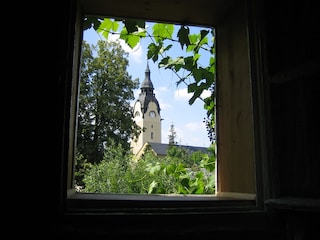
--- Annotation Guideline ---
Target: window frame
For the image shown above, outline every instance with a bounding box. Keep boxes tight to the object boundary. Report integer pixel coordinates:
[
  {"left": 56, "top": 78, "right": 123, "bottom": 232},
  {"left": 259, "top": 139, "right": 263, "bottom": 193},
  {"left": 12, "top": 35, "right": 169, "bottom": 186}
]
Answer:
[{"left": 61, "top": 0, "right": 270, "bottom": 214}]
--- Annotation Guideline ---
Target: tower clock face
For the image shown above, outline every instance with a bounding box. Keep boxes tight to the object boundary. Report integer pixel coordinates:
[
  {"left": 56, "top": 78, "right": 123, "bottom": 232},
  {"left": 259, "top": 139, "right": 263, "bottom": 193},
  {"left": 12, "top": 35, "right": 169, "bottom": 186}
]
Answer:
[{"left": 149, "top": 111, "right": 156, "bottom": 117}]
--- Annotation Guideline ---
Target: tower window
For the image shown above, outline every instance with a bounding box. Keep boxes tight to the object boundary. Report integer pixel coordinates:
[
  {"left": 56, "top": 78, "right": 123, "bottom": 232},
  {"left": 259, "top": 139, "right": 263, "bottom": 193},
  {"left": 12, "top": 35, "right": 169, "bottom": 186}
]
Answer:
[
  {"left": 134, "top": 111, "right": 140, "bottom": 117},
  {"left": 149, "top": 111, "right": 156, "bottom": 118}
]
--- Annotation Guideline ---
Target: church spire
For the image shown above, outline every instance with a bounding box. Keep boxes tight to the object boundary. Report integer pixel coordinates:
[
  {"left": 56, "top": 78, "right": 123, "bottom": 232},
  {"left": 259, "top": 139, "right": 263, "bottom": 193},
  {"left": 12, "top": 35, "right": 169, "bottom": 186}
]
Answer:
[
  {"left": 140, "top": 61, "right": 154, "bottom": 90},
  {"left": 137, "top": 62, "right": 160, "bottom": 115}
]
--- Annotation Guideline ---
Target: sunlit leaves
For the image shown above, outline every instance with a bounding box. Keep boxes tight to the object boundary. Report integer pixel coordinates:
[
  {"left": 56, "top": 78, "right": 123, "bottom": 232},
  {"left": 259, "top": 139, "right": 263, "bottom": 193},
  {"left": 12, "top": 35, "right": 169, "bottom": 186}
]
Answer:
[
  {"left": 148, "top": 180, "right": 158, "bottom": 194},
  {"left": 81, "top": 142, "right": 215, "bottom": 194},
  {"left": 152, "top": 23, "right": 174, "bottom": 42},
  {"left": 97, "top": 18, "right": 119, "bottom": 40},
  {"left": 120, "top": 27, "right": 146, "bottom": 49},
  {"left": 94, "top": 18, "right": 146, "bottom": 49},
  {"left": 145, "top": 162, "right": 161, "bottom": 174},
  {"left": 209, "top": 56, "right": 215, "bottom": 72},
  {"left": 187, "top": 30, "right": 209, "bottom": 53}
]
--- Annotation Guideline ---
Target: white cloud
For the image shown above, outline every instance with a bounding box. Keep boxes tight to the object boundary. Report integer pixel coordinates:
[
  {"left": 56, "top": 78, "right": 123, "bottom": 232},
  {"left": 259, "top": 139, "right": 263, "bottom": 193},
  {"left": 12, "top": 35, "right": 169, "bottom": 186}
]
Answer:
[
  {"left": 174, "top": 88, "right": 191, "bottom": 101},
  {"left": 128, "top": 45, "right": 143, "bottom": 64},
  {"left": 174, "top": 88, "right": 212, "bottom": 101},
  {"left": 201, "top": 89, "right": 212, "bottom": 99},
  {"left": 108, "top": 35, "right": 143, "bottom": 64}
]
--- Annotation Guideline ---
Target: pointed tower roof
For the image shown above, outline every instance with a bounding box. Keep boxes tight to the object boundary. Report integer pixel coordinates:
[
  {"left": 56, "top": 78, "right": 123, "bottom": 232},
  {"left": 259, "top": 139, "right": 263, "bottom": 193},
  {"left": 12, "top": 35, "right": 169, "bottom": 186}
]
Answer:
[
  {"left": 136, "top": 62, "right": 160, "bottom": 115},
  {"left": 140, "top": 62, "right": 154, "bottom": 89}
]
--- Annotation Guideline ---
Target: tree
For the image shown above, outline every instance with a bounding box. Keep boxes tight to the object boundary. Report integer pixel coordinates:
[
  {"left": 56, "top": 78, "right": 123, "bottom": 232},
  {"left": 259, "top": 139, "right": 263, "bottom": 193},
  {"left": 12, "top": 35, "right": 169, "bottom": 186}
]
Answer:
[
  {"left": 83, "top": 17, "right": 216, "bottom": 144},
  {"left": 77, "top": 40, "right": 141, "bottom": 164},
  {"left": 168, "top": 123, "right": 177, "bottom": 146}
]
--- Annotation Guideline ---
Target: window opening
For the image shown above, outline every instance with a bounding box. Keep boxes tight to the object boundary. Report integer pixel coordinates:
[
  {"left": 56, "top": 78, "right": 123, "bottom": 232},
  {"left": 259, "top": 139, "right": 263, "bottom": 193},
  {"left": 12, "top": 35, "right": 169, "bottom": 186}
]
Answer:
[{"left": 74, "top": 16, "right": 217, "bottom": 195}]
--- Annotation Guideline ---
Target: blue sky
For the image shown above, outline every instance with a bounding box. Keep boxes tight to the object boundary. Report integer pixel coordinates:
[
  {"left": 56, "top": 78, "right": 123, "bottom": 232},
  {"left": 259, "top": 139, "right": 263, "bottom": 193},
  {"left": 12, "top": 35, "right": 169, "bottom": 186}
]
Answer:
[{"left": 83, "top": 22, "right": 214, "bottom": 148}]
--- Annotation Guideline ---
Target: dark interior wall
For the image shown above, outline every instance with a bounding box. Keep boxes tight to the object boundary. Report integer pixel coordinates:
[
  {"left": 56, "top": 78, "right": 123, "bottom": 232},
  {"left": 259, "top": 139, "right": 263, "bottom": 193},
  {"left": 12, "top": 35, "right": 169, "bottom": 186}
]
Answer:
[
  {"left": 57, "top": 0, "right": 77, "bottom": 216},
  {"left": 263, "top": 1, "right": 320, "bottom": 237},
  {"left": 270, "top": 77, "right": 320, "bottom": 198},
  {"left": 264, "top": 0, "right": 320, "bottom": 198},
  {"left": 264, "top": 0, "right": 320, "bottom": 74}
]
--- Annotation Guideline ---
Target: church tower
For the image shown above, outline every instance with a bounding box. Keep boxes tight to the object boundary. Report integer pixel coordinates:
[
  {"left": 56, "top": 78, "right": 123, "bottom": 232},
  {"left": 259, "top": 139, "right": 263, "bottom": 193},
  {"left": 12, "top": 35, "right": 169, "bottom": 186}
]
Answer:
[{"left": 131, "top": 63, "right": 161, "bottom": 155}]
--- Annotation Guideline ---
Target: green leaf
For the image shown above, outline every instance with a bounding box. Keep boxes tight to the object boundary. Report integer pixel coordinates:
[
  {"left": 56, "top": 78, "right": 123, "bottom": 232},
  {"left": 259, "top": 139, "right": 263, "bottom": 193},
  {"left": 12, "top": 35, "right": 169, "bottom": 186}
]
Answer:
[
  {"left": 148, "top": 180, "right": 158, "bottom": 194},
  {"left": 123, "top": 19, "right": 145, "bottom": 33},
  {"left": 176, "top": 163, "right": 186, "bottom": 173},
  {"left": 193, "top": 53, "right": 200, "bottom": 62},
  {"left": 200, "top": 29, "right": 209, "bottom": 38},
  {"left": 195, "top": 181, "right": 205, "bottom": 194},
  {"left": 98, "top": 18, "right": 119, "bottom": 40},
  {"left": 186, "top": 44, "right": 195, "bottom": 53},
  {"left": 177, "top": 26, "right": 190, "bottom": 49},
  {"left": 188, "top": 34, "right": 198, "bottom": 45},
  {"left": 145, "top": 162, "right": 161, "bottom": 174},
  {"left": 187, "top": 83, "right": 197, "bottom": 93},
  {"left": 119, "top": 28, "right": 140, "bottom": 49},
  {"left": 207, "top": 175, "right": 215, "bottom": 186},
  {"left": 188, "top": 89, "right": 202, "bottom": 105},
  {"left": 180, "top": 177, "right": 190, "bottom": 188},
  {"left": 193, "top": 68, "right": 202, "bottom": 82},
  {"left": 152, "top": 23, "right": 174, "bottom": 42},
  {"left": 183, "top": 56, "right": 196, "bottom": 71},
  {"left": 147, "top": 42, "right": 163, "bottom": 62},
  {"left": 165, "top": 164, "right": 176, "bottom": 174},
  {"left": 163, "top": 44, "right": 173, "bottom": 51},
  {"left": 159, "top": 56, "right": 184, "bottom": 71},
  {"left": 100, "top": 18, "right": 119, "bottom": 32},
  {"left": 84, "top": 17, "right": 103, "bottom": 31}
]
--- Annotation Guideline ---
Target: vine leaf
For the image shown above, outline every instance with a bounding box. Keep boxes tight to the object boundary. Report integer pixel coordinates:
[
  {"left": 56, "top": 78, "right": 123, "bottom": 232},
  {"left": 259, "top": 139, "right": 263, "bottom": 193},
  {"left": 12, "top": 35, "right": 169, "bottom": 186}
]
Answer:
[
  {"left": 119, "top": 27, "right": 146, "bottom": 49},
  {"left": 97, "top": 18, "right": 119, "bottom": 40},
  {"left": 177, "top": 26, "right": 190, "bottom": 49},
  {"left": 84, "top": 17, "right": 103, "bottom": 31},
  {"left": 152, "top": 23, "right": 174, "bottom": 42},
  {"left": 123, "top": 19, "right": 145, "bottom": 33}
]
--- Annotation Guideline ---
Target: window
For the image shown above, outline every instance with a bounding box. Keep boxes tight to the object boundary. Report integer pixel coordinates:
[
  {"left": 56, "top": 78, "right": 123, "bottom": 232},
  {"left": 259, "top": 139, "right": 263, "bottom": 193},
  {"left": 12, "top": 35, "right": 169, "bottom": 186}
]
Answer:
[
  {"left": 149, "top": 111, "right": 156, "bottom": 118},
  {"left": 134, "top": 111, "right": 140, "bottom": 117},
  {"left": 63, "top": 0, "right": 268, "bottom": 212}
]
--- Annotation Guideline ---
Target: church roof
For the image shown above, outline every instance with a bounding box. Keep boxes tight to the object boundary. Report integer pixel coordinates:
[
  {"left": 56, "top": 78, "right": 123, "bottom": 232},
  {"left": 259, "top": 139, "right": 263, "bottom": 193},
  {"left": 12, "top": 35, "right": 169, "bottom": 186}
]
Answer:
[
  {"left": 133, "top": 142, "right": 211, "bottom": 160},
  {"left": 136, "top": 63, "right": 160, "bottom": 114},
  {"left": 148, "top": 142, "right": 210, "bottom": 156},
  {"left": 140, "top": 63, "right": 154, "bottom": 89}
]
